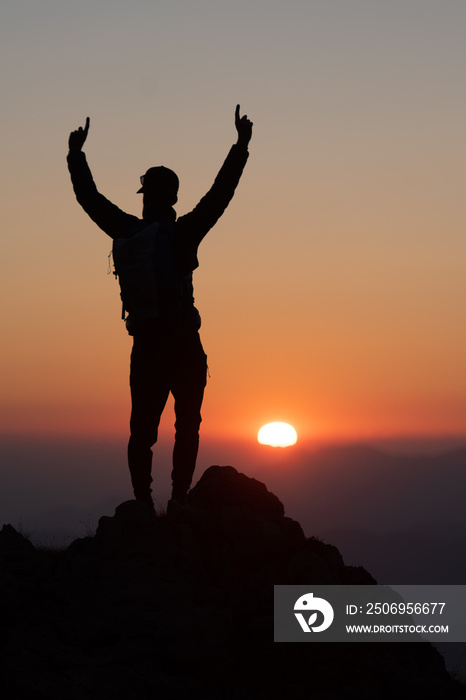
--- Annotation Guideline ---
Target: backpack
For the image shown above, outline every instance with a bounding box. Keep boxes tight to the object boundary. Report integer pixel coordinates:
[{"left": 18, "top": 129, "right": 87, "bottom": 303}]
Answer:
[{"left": 112, "top": 221, "right": 200, "bottom": 330}]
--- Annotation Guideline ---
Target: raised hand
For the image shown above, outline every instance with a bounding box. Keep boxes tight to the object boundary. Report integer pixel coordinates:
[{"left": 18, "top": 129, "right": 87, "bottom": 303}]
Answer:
[
  {"left": 235, "top": 104, "right": 253, "bottom": 147},
  {"left": 68, "top": 117, "right": 90, "bottom": 152}
]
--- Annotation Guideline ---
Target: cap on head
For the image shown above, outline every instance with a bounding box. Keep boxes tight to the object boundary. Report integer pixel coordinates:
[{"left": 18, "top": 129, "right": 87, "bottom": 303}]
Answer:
[{"left": 137, "top": 166, "right": 179, "bottom": 204}]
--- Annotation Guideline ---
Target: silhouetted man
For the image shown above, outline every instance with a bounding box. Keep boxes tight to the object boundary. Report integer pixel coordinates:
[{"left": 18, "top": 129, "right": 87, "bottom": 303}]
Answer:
[{"left": 67, "top": 106, "right": 252, "bottom": 509}]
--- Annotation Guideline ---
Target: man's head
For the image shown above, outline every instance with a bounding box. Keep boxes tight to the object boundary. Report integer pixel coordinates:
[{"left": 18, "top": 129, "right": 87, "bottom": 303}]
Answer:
[{"left": 137, "top": 166, "right": 179, "bottom": 206}]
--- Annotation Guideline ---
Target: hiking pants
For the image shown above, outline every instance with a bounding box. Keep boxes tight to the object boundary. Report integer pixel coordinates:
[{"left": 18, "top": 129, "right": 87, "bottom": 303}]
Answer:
[{"left": 127, "top": 329, "right": 207, "bottom": 501}]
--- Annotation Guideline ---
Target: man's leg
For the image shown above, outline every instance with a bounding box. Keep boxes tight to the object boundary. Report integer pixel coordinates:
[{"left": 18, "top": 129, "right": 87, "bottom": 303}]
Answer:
[
  {"left": 128, "top": 334, "right": 170, "bottom": 505},
  {"left": 171, "top": 332, "right": 207, "bottom": 503}
]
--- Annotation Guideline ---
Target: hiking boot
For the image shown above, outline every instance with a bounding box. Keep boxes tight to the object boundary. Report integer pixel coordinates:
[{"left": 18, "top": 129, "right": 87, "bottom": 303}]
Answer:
[
  {"left": 166, "top": 498, "right": 187, "bottom": 519},
  {"left": 170, "top": 488, "right": 187, "bottom": 505},
  {"left": 133, "top": 489, "right": 155, "bottom": 510}
]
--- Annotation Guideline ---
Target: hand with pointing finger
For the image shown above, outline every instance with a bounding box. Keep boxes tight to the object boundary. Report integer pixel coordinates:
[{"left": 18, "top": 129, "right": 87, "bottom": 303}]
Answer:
[
  {"left": 69, "top": 117, "right": 90, "bottom": 152},
  {"left": 235, "top": 104, "right": 252, "bottom": 147}
]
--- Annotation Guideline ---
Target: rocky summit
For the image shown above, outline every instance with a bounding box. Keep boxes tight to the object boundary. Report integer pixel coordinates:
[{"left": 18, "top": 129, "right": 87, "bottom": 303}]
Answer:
[{"left": 1, "top": 465, "right": 465, "bottom": 699}]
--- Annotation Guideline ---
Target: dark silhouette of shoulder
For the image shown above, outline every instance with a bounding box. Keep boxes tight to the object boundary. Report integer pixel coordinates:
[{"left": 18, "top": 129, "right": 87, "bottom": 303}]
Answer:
[{"left": 67, "top": 143, "right": 249, "bottom": 274}]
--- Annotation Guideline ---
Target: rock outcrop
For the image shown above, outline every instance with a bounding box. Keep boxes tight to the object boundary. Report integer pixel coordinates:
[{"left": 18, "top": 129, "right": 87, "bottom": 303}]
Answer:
[{"left": 0, "top": 465, "right": 464, "bottom": 699}]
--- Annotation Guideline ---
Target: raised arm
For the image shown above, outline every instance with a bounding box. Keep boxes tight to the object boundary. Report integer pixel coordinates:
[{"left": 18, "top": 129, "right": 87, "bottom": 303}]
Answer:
[
  {"left": 67, "top": 118, "right": 139, "bottom": 239},
  {"left": 176, "top": 105, "right": 252, "bottom": 268}
]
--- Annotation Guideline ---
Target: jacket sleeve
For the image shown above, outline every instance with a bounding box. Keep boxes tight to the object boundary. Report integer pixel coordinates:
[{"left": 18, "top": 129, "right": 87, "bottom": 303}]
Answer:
[
  {"left": 67, "top": 151, "right": 139, "bottom": 239},
  {"left": 175, "top": 143, "right": 249, "bottom": 270}
]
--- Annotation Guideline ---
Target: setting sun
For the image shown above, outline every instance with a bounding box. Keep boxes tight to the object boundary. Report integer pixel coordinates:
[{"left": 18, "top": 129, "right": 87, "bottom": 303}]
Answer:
[{"left": 257, "top": 422, "right": 298, "bottom": 448}]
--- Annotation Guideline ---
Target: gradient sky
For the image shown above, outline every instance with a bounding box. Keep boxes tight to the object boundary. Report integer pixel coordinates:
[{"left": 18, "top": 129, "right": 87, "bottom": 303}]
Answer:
[{"left": 2, "top": 0, "right": 466, "bottom": 450}]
